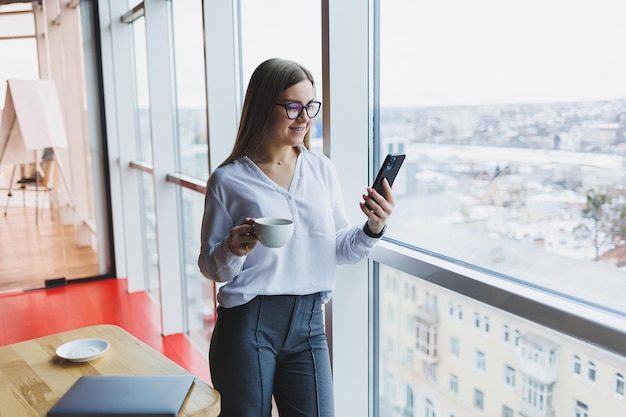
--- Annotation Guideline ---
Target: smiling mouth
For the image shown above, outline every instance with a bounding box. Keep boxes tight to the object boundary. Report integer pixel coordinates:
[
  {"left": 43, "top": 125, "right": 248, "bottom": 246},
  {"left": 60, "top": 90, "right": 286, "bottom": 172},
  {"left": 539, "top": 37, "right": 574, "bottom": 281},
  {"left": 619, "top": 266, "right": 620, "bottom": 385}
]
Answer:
[{"left": 290, "top": 127, "right": 306, "bottom": 132}]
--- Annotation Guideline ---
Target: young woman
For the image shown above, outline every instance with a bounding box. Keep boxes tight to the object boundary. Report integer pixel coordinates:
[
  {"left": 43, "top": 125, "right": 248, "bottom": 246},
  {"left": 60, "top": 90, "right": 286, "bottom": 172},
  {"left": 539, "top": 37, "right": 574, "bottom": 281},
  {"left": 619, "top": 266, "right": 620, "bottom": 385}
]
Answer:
[{"left": 198, "top": 58, "right": 394, "bottom": 417}]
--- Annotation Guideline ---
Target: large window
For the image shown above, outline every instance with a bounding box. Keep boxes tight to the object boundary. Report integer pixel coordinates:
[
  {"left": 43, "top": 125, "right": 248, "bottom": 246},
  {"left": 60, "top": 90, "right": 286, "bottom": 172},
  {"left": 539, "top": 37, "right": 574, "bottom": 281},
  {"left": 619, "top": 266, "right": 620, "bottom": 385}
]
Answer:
[
  {"left": 377, "top": 2, "right": 626, "bottom": 415},
  {"left": 1, "top": 1, "right": 109, "bottom": 291},
  {"left": 171, "top": 1, "right": 208, "bottom": 180},
  {"left": 378, "top": 0, "right": 626, "bottom": 316}
]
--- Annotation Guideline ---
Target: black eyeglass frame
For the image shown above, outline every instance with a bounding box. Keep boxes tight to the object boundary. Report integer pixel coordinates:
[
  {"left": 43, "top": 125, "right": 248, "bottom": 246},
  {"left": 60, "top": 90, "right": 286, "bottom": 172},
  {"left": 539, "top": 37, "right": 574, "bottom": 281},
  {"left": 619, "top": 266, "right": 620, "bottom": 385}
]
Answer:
[{"left": 275, "top": 100, "right": 322, "bottom": 120}]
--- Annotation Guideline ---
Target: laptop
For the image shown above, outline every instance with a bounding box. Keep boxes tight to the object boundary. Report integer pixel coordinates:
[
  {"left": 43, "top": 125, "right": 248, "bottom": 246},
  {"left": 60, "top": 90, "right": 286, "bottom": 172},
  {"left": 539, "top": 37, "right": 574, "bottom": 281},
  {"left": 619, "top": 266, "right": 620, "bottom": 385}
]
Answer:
[{"left": 47, "top": 375, "right": 195, "bottom": 417}]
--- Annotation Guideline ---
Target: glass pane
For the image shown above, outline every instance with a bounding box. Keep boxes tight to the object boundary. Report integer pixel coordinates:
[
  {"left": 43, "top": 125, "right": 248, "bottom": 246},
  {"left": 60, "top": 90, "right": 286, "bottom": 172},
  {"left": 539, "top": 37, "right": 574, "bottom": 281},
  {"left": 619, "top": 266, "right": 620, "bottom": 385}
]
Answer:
[
  {"left": 132, "top": 17, "right": 152, "bottom": 162},
  {"left": 240, "top": 0, "right": 323, "bottom": 153},
  {"left": 1, "top": 3, "right": 108, "bottom": 291},
  {"left": 140, "top": 171, "right": 159, "bottom": 298},
  {"left": 170, "top": 1, "right": 213, "bottom": 349},
  {"left": 0, "top": 10, "right": 34, "bottom": 38},
  {"left": 171, "top": 0, "right": 208, "bottom": 180},
  {"left": 379, "top": 0, "right": 626, "bottom": 316},
  {"left": 0, "top": 38, "right": 38, "bottom": 105},
  {"left": 181, "top": 187, "right": 215, "bottom": 354},
  {"left": 378, "top": 264, "right": 626, "bottom": 417},
  {"left": 130, "top": 16, "right": 158, "bottom": 297}
]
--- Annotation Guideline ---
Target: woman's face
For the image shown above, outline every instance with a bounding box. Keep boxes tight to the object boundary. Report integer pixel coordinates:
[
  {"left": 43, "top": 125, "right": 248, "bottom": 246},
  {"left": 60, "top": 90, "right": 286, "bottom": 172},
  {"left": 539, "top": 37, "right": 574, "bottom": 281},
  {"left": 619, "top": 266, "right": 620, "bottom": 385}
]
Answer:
[{"left": 266, "top": 79, "right": 316, "bottom": 148}]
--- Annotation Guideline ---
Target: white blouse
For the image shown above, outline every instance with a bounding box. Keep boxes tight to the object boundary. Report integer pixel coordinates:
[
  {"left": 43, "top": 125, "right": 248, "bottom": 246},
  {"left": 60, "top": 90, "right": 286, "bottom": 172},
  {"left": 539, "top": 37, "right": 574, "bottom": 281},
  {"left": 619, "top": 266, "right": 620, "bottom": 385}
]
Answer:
[{"left": 198, "top": 146, "right": 380, "bottom": 308}]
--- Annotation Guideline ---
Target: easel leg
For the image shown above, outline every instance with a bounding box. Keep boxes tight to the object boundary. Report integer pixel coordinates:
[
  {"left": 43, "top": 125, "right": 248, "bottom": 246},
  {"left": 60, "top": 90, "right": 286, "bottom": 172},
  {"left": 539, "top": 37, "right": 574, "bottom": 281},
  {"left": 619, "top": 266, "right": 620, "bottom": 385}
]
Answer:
[
  {"left": 3, "top": 164, "right": 17, "bottom": 216},
  {"left": 34, "top": 151, "right": 39, "bottom": 227}
]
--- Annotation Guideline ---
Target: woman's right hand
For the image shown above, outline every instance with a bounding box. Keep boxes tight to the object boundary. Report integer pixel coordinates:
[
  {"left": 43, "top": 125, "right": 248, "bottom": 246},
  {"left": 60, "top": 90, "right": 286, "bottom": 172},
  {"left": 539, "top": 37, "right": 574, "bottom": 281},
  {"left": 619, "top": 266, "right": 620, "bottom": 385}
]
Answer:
[{"left": 226, "top": 217, "right": 258, "bottom": 256}]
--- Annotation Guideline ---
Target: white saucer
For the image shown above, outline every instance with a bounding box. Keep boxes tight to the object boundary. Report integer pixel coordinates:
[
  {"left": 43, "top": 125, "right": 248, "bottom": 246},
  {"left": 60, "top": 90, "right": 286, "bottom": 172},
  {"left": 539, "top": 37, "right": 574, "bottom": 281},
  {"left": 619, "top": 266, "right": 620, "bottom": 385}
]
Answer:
[{"left": 56, "top": 338, "right": 110, "bottom": 362}]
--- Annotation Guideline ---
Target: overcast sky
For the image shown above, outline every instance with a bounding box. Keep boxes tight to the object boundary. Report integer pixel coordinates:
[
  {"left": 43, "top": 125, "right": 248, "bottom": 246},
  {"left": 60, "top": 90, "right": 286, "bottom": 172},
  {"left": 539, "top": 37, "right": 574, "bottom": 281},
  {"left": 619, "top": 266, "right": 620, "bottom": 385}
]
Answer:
[
  {"left": 380, "top": 0, "right": 626, "bottom": 106},
  {"left": 2, "top": 0, "right": 626, "bottom": 108}
]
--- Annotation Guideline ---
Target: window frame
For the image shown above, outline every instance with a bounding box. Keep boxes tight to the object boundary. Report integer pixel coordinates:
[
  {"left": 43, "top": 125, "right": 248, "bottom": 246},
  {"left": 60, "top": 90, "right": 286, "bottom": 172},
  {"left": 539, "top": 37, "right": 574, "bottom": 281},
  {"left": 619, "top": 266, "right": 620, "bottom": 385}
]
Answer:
[
  {"left": 476, "top": 350, "right": 486, "bottom": 372},
  {"left": 473, "top": 388, "right": 484, "bottom": 410},
  {"left": 370, "top": 241, "right": 626, "bottom": 357},
  {"left": 615, "top": 373, "right": 625, "bottom": 397},
  {"left": 575, "top": 400, "right": 589, "bottom": 417},
  {"left": 504, "top": 365, "right": 516, "bottom": 388},
  {"left": 450, "top": 336, "right": 459, "bottom": 357},
  {"left": 573, "top": 355, "right": 582, "bottom": 376},
  {"left": 587, "top": 361, "right": 596, "bottom": 383},
  {"left": 449, "top": 374, "right": 458, "bottom": 394}
]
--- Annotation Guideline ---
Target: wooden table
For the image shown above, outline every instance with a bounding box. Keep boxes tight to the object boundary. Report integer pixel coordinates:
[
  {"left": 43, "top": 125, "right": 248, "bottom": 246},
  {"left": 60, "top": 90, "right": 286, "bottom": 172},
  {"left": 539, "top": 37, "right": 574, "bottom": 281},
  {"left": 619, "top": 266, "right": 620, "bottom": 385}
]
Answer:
[{"left": 0, "top": 324, "right": 220, "bottom": 417}]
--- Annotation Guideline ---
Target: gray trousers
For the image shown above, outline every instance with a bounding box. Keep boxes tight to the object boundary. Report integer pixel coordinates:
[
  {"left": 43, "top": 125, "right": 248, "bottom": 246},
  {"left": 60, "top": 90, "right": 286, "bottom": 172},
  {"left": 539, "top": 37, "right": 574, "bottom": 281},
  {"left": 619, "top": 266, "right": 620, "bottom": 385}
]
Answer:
[{"left": 209, "top": 293, "right": 334, "bottom": 417}]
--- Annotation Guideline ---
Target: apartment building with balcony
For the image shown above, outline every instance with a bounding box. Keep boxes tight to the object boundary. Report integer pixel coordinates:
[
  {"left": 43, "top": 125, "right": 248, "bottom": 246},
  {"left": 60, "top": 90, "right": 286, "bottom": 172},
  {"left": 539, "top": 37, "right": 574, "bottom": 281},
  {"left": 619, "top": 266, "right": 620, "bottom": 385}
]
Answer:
[{"left": 381, "top": 270, "right": 626, "bottom": 417}]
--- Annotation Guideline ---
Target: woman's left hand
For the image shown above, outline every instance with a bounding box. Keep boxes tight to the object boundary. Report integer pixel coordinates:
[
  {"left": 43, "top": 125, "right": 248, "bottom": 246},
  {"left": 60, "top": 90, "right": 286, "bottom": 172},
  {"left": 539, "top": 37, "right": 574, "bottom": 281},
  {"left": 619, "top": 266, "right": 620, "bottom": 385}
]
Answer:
[{"left": 359, "top": 178, "right": 395, "bottom": 234}]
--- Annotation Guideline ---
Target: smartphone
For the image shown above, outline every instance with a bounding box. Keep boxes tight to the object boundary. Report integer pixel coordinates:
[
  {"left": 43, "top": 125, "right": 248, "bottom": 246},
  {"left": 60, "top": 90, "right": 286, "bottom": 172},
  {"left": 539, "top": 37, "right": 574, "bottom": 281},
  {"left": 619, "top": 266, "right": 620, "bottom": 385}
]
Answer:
[{"left": 371, "top": 153, "right": 406, "bottom": 199}]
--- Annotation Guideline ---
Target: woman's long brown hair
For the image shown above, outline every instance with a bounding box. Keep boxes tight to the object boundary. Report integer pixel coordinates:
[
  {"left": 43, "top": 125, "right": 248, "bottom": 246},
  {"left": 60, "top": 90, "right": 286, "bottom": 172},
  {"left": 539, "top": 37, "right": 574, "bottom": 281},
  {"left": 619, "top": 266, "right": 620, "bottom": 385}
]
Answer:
[{"left": 218, "top": 58, "right": 316, "bottom": 168}]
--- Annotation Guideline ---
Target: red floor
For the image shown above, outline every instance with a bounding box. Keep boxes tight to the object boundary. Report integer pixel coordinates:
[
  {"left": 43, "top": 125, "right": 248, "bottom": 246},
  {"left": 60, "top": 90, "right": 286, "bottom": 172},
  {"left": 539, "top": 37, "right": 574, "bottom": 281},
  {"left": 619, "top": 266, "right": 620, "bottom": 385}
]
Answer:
[{"left": 0, "top": 278, "right": 212, "bottom": 384}]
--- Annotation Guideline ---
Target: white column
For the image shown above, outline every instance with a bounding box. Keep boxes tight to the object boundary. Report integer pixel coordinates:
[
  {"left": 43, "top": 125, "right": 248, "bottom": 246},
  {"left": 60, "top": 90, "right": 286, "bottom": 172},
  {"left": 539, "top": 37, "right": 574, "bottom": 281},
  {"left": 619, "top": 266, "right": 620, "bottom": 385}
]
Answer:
[
  {"left": 143, "top": 0, "right": 185, "bottom": 335},
  {"left": 203, "top": 0, "right": 241, "bottom": 172},
  {"left": 322, "top": 0, "right": 373, "bottom": 415}
]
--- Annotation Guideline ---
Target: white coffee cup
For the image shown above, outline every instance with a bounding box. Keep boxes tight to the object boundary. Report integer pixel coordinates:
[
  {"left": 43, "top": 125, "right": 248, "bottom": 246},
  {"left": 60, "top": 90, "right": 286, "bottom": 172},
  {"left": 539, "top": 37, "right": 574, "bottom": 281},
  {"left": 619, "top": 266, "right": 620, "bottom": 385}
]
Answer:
[{"left": 254, "top": 217, "right": 294, "bottom": 248}]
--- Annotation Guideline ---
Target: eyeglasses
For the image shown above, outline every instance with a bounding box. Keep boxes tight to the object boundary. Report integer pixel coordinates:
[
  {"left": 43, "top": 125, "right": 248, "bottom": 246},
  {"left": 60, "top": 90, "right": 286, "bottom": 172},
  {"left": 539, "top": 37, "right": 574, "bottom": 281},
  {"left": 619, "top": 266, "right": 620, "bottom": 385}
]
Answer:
[{"left": 275, "top": 101, "right": 322, "bottom": 120}]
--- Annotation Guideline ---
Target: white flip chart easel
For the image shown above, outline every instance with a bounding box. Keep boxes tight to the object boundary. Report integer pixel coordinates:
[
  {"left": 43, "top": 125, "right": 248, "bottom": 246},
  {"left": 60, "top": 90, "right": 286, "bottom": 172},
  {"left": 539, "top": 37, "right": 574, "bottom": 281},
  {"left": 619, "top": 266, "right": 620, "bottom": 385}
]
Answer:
[{"left": 0, "top": 79, "right": 74, "bottom": 224}]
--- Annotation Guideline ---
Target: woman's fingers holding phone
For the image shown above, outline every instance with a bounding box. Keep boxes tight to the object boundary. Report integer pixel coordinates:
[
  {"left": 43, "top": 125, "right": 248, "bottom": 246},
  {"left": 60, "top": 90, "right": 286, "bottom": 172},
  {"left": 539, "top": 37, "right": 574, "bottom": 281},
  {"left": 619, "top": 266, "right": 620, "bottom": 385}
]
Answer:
[
  {"left": 378, "top": 178, "right": 395, "bottom": 207},
  {"left": 360, "top": 179, "right": 395, "bottom": 221}
]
